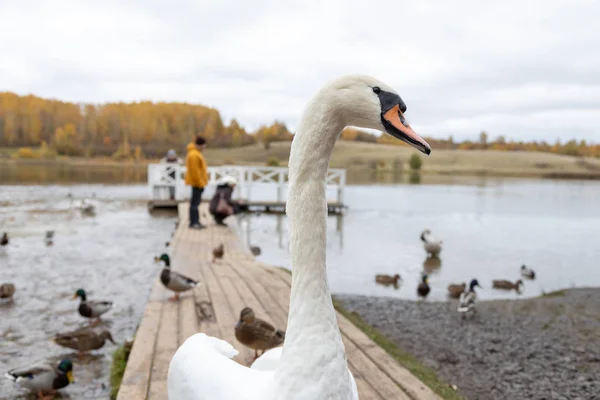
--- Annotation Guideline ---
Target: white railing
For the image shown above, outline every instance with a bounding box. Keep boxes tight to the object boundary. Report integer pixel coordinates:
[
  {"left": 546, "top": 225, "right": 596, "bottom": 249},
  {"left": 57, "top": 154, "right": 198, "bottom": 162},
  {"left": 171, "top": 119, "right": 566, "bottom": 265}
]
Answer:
[{"left": 148, "top": 164, "right": 346, "bottom": 204}]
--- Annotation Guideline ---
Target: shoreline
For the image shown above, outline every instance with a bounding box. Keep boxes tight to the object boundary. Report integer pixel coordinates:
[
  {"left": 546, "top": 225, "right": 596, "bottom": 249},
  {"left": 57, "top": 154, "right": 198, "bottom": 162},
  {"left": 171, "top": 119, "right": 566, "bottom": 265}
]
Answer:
[
  {"left": 2, "top": 155, "right": 600, "bottom": 182},
  {"left": 336, "top": 288, "right": 600, "bottom": 400}
]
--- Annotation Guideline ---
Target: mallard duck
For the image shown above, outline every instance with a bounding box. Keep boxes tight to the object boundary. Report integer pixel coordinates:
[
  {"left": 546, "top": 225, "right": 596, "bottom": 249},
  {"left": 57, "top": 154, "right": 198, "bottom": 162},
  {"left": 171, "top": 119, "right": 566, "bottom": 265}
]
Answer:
[
  {"left": 250, "top": 246, "right": 261, "bottom": 256},
  {"left": 54, "top": 327, "right": 115, "bottom": 354},
  {"left": 155, "top": 253, "right": 198, "bottom": 301},
  {"left": 4, "top": 359, "right": 74, "bottom": 399},
  {"left": 417, "top": 274, "right": 430, "bottom": 299},
  {"left": 234, "top": 307, "right": 285, "bottom": 361},
  {"left": 375, "top": 274, "right": 401, "bottom": 286},
  {"left": 45, "top": 231, "right": 54, "bottom": 246},
  {"left": 1, "top": 283, "right": 16, "bottom": 301},
  {"left": 457, "top": 279, "right": 481, "bottom": 316},
  {"left": 492, "top": 279, "right": 524, "bottom": 292},
  {"left": 447, "top": 282, "right": 466, "bottom": 299},
  {"left": 72, "top": 289, "right": 113, "bottom": 323},
  {"left": 1, "top": 232, "right": 8, "bottom": 246},
  {"left": 521, "top": 265, "right": 535, "bottom": 279},
  {"left": 212, "top": 244, "right": 224, "bottom": 263},
  {"left": 421, "top": 229, "right": 442, "bottom": 257}
]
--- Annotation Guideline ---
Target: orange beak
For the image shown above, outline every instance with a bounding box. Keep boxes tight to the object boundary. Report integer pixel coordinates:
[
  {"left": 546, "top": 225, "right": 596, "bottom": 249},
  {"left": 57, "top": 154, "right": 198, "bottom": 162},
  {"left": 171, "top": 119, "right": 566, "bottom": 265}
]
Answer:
[{"left": 382, "top": 104, "right": 431, "bottom": 155}]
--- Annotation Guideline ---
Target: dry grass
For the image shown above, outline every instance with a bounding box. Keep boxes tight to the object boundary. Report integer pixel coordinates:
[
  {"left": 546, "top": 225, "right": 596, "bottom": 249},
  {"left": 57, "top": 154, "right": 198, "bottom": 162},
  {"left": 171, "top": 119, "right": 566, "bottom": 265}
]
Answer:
[
  {"left": 3, "top": 141, "right": 600, "bottom": 179},
  {"left": 204, "top": 141, "right": 600, "bottom": 179}
]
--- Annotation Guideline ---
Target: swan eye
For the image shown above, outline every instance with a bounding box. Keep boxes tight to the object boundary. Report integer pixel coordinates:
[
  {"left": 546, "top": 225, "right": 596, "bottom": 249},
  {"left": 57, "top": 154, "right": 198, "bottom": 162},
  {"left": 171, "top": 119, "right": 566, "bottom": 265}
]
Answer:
[{"left": 372, "top": 86, "right": 381, "bottom": 94}]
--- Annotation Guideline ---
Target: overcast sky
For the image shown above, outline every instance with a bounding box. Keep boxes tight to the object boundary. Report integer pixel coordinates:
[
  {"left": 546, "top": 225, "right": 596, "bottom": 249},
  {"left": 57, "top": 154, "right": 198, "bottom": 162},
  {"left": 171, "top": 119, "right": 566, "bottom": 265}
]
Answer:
[{"left": 0, "top": 0, "right": 598, "bottom": 143}]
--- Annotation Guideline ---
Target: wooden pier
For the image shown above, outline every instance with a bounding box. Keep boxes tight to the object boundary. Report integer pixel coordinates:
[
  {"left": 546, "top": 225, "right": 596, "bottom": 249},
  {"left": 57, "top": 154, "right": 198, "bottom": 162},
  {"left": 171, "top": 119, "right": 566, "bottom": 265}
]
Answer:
[
  {"left": 116, "top": 204, "right": 440, "bottom": 400},
  {"left": 147, "top": 164, "right": 347, "bottom": 215}
]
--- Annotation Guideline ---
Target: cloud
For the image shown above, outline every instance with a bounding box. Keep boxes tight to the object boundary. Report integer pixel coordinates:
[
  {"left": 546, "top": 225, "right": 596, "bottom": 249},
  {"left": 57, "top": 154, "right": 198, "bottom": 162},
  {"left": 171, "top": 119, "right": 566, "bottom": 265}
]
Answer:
[{"left": 0, "top": 0, "right": 598, "bottom": 142}]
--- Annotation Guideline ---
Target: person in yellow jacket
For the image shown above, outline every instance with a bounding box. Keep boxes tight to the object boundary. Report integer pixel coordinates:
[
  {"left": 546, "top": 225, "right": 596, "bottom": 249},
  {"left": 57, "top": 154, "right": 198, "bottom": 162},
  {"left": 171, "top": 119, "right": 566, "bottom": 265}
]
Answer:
[{"left": 185, "top": 136, "right": 209, "bottom": 229}]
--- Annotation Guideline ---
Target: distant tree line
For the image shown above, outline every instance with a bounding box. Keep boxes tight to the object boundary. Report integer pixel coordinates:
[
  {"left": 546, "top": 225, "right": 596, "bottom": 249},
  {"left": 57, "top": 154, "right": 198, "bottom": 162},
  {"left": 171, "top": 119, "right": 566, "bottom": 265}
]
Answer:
[
  {"left": 0, "top": 92, "right": 292, "bottom": 158},
  {"left": 0, "top": 91, "right": 597, "bottom": 159},
  {"left": 341, "top": 128, "right": 600, "bottom": 158}
]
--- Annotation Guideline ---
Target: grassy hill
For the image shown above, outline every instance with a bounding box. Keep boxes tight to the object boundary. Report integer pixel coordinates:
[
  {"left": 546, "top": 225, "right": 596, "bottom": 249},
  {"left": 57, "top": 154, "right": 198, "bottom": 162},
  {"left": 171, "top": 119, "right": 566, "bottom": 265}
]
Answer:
[{"left": 204, "top": 141, "right": 600, "bottom": 180}]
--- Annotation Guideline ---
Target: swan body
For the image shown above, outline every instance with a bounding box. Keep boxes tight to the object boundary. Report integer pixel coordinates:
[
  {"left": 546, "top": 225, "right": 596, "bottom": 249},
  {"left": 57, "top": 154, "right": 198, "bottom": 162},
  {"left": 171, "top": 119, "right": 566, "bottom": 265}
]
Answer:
[
  {"left": 421, "top": 229, "right": 442, "bottom": 256},
  {"left": 167, "top": 74, "right": 431, "bottom": 399}
]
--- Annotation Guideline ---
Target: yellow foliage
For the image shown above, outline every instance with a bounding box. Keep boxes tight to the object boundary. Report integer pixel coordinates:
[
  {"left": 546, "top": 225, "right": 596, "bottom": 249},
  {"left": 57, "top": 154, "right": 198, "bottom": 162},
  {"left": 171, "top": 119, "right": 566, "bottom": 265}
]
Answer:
[
  {"left": 134, "top": 145, "right": 144, "bottom": 161},
  {"left": 16, "top": 147, "right": 36, "bottom": 158},
  {"left": 266, "top": 156, "right": 280, "bottom": 166}
]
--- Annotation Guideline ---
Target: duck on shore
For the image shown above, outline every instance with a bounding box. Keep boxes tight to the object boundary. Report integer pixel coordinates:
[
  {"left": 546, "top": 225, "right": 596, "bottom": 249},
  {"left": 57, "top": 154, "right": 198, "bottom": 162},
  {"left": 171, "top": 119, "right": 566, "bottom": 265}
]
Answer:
[
  {"left": 492, "top": 279, "right": 524, "bottom": 292},
  {"left": 457, "top": 279, "right": 481, "bottom": 316},
  {"left": 212, "top": 244, "right": 224, "bottom": 263},
  {"left": 417, "top": 275, "right": 431, "bottom": 299},
  {"left": 155, "top": 253, "right": 198, "bottom": 301},
  {"left": 234, "top": 307, "right": 285, "bottom": 362},
  {"left": 73, "top": 288, "right": 114, "bottom": 323},
  {"left": 521, "top": 265, "right": 535, "bottom": 279}
]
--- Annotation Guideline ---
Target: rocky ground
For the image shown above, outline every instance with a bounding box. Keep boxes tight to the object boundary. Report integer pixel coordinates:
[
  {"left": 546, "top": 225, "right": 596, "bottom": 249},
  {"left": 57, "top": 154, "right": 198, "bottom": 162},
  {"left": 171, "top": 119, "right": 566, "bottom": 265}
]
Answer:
[{"left": 336, "top": 288, "right": 600, "bottom": 400}]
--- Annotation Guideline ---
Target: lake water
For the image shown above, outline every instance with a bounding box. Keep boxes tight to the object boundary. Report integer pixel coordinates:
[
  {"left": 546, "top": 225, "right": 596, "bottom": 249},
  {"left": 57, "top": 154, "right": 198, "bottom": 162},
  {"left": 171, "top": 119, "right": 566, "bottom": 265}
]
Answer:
[{"left": 1, "top": 163, "right": 599, "bottom": 398}]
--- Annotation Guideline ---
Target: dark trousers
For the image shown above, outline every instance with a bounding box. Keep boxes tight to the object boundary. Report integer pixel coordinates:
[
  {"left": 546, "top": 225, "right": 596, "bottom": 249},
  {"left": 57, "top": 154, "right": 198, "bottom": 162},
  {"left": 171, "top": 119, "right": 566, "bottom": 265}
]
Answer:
[{"left": 189, "top": 186, "right": 204, "bottom": 226}]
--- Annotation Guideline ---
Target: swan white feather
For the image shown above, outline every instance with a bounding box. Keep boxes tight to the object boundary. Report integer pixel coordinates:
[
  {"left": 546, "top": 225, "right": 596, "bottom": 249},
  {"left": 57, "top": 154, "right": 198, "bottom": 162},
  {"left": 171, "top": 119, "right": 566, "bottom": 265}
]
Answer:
[{"left": 167, "top": 74, "right": 431, "bottom": 400}]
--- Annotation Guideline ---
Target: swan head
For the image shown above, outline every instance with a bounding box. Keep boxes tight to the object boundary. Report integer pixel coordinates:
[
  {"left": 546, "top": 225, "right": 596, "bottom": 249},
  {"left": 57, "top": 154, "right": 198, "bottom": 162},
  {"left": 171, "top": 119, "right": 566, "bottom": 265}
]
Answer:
[{"left": 323, "top": 74, "right": 431, "bottom": 155}]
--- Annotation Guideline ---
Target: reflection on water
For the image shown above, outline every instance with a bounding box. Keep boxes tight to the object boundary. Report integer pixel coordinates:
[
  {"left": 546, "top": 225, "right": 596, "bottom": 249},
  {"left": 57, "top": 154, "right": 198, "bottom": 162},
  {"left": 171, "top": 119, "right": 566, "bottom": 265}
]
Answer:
[
  {"left": 0, "top": 184, "right": 174, "bottom": 399},
  {"left": 235, "top": 178, "right": 600, "bottom": 302},
  {"left": 2, "top": 161, "right": 499, "bottom": 186},
  {"left": 0, "top": 161, "right": 147, "bottom": 185}
]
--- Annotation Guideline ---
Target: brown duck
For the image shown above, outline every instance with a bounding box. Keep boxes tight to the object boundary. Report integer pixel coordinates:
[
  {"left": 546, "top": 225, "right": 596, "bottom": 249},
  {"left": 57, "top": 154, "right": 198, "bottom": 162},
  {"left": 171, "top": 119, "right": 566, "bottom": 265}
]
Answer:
[
  {"left": 375, "top": 274, "right": 401, "bottom": 286},
  {"left": 447, "top": 282, "right": 466, "bottom": 299},
  {"left": 54, "top": 327, "right": 115, "bottom": 355},
  {"left": 235, "top": 307, "right": 285, "bottom": 361},
  {"left": 1, "top": 232, "right": 8, "bottom": 246},
  {"left": 492, "top": 279, "right": 523, "bottom": 292},
  {"left": 212, "top": 244, "right": 224, "bottom": 263},
  {"left": 1, "top": 283, "right": 16, "bottom": 300}
]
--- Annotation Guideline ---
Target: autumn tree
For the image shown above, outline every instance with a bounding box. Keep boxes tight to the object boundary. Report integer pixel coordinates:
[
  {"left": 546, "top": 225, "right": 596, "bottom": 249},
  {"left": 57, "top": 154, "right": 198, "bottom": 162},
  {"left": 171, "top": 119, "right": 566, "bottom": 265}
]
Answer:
[{"left": 479, "top": 131, "right": 488, "bottom": 149}]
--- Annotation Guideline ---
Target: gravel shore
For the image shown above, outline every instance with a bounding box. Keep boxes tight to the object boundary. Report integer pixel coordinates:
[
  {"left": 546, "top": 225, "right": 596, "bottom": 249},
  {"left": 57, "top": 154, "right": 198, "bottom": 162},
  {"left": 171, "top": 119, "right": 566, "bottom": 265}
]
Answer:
[{"left": 336, "top": 288, "right": 600, "bottom": 400}]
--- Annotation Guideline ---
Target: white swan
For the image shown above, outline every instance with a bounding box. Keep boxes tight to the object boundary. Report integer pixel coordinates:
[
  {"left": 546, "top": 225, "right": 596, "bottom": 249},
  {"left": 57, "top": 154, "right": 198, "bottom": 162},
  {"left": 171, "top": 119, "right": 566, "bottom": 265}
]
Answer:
[
  {"left": 421, "top": 229, "right": 442, "bottom": 256},
  {"left": 167, "top": 74, "right": 431, "bottom": 400}
]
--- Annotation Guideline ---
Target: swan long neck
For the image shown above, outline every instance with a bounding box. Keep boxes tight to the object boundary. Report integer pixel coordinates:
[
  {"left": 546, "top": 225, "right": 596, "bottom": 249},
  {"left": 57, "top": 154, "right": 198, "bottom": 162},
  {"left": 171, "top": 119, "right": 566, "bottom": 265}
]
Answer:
[{"left": 273, "top": 92, "right": 352, "bottom": 396}]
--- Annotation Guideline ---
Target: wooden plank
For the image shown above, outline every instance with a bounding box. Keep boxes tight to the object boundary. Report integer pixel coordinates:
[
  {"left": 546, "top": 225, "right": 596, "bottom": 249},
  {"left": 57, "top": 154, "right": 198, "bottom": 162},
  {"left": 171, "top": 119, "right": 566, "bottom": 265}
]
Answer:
[
  {"left": 148, "top": 301, "right": 179, "bottom": 400},
  {"left": 200, "top": 256, "right": 242, "bottom": 363},
  {"left": 116, "top": 301, "right": 162, "bottom": 400},
  {"left": 348, "top": 363, "right": 383, "bottom": 400},
  {"left": 342, "top": 332, "right": 411, "bottom": 400},
  {"left": 337, "top": 314, "right": 442, "bottom": 400}
]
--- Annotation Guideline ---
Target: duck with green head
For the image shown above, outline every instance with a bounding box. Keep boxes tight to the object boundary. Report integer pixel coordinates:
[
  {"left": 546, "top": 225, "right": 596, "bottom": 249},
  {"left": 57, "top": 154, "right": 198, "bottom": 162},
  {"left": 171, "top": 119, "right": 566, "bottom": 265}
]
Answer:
[
  {"left": 72, "top": 289, "right": 113, "bottom": 324},
  {"left": 154, "top": 253, "right": 199, "bottom": 301},
  {"left": 5, "top": 358, "right": 74, "bottom": 400}
]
